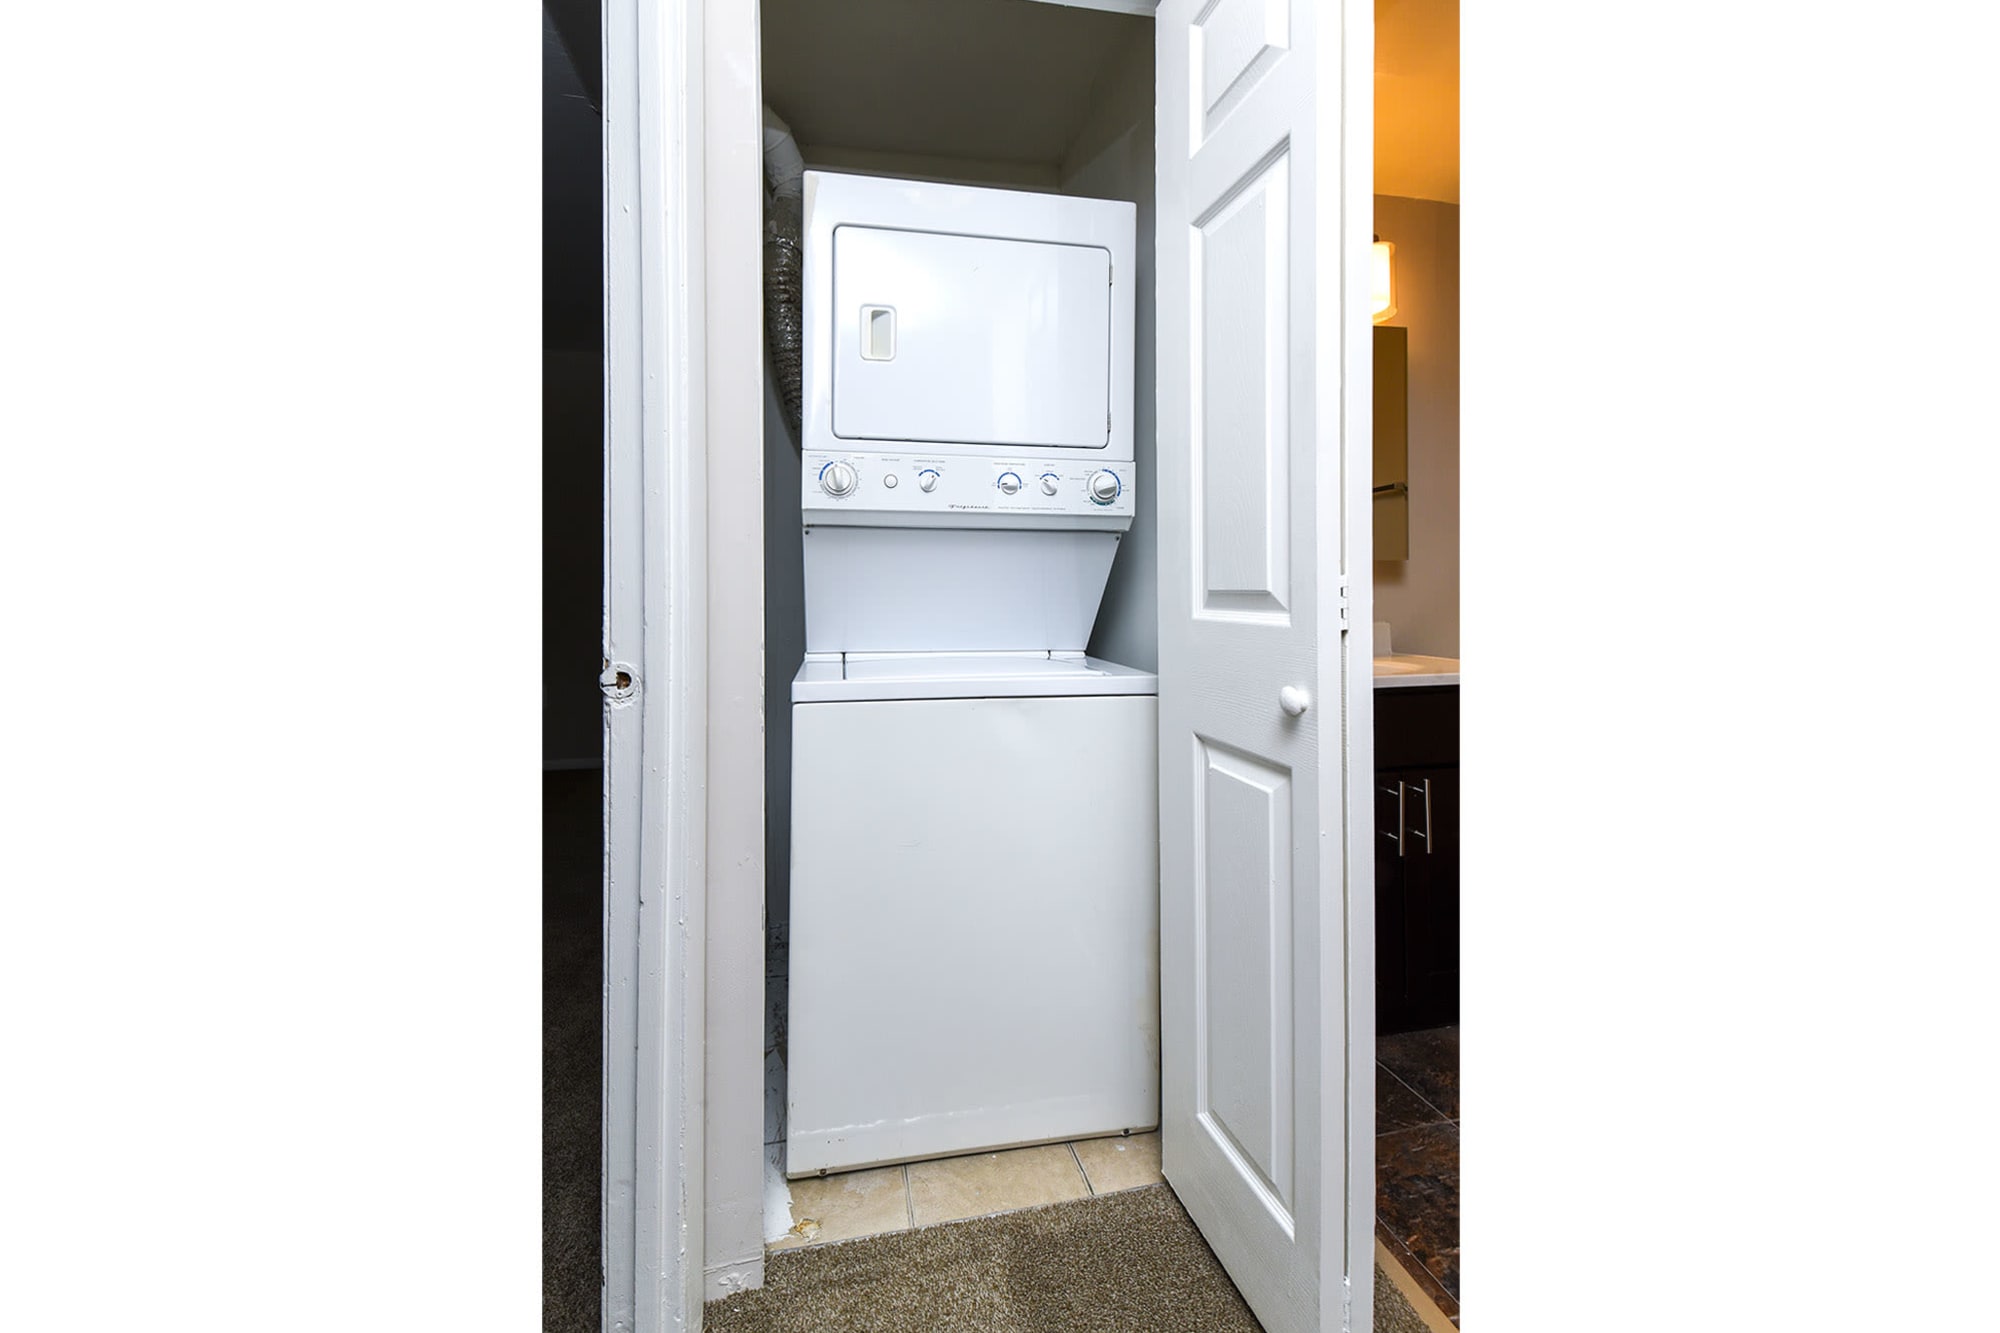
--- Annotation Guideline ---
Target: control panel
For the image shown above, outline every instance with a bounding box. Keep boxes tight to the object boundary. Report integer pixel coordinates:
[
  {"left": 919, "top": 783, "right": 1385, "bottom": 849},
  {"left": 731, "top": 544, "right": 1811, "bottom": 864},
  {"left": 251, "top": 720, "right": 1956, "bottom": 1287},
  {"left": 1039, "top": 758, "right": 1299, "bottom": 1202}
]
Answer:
[{"left": 801, "top": 452, "right": 1135, "bottom": 521}]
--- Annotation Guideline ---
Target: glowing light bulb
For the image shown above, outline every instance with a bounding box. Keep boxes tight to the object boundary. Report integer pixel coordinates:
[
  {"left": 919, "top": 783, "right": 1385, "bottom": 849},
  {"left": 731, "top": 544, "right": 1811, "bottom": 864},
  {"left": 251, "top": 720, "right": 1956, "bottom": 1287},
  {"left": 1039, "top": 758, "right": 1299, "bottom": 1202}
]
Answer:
[{"left": 1371, "top": 239, "right": 1397, "bottom": 324}]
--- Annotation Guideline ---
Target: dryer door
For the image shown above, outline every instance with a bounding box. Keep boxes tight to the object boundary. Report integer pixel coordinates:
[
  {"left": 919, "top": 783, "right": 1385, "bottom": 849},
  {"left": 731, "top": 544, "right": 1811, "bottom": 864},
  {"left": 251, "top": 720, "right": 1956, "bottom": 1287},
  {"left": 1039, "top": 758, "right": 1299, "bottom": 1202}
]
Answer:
[{"left": 830, "top": 227, "right": 1112, "bottom": 450}]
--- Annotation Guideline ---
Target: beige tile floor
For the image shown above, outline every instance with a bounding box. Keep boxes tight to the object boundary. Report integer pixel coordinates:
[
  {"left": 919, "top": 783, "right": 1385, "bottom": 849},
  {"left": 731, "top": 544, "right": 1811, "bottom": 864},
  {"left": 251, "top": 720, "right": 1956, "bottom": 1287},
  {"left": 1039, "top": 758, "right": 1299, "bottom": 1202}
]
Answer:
[{"left": 769, "top": 1131, "right": 1164, "bottom": 1252}]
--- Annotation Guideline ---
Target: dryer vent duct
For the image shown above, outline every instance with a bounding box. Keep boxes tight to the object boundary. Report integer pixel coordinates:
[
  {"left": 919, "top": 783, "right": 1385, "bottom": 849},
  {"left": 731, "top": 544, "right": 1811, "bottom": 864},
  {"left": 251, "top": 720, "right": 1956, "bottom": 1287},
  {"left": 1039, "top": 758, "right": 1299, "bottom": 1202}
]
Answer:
[{"left": 763, "top": 106, "right": 806, "bottom": 443}]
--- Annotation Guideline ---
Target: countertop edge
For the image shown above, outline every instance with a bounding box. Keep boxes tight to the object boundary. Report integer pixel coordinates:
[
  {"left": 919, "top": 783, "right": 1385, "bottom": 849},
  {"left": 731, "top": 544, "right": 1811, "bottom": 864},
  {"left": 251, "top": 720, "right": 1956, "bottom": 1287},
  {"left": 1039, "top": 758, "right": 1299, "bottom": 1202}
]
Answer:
[{"left": 1373, "top": 672, "right": 1459, "bottom": 690}]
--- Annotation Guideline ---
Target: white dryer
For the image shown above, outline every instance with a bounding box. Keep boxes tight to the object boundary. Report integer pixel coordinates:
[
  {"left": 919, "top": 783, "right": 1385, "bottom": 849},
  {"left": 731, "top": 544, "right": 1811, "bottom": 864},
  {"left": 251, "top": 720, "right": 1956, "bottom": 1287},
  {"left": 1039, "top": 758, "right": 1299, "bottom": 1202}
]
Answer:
[{"left": 786, "top": 173, "right": 1157, "bottom": 1177}]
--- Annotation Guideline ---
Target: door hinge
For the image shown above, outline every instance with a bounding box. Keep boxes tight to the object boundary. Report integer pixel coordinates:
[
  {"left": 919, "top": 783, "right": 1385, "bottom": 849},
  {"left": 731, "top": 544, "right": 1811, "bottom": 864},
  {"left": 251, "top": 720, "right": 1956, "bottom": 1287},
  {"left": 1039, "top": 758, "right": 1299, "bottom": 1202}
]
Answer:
[{"left": 1336, "top": 575, "right": 1349, "bottom": 633}]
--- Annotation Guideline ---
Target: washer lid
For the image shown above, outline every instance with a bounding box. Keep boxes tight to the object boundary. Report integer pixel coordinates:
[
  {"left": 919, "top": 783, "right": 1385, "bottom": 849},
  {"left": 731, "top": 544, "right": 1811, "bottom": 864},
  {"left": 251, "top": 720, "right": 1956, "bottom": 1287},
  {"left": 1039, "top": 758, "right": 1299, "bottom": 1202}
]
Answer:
[{"left": 792, "top": 652, "right": 1157, "bottom": 703}]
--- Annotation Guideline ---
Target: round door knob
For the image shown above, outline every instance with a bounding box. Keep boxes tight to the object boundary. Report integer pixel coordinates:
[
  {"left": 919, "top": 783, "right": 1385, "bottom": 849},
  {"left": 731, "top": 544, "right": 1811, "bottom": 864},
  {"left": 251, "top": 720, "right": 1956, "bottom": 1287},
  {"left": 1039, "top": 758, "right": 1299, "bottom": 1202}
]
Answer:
[
  {"left": 1087, "top": 470, "right": 1121, "bottom": 504},
  {"left": 917, "top": 469, "right": 940, "bottom": 493},
  {"left": 1279, "top": 686, "right": 1311, "bottom": 717},
  {"left": 1040, "top": 473, "right": 1060, "bottom": 496},
  {"left": 821, "top": 461, "right": 858, "bottom": 498},
  {"left": 997, "top": 471, "right": 1023, "bottom": 496}
]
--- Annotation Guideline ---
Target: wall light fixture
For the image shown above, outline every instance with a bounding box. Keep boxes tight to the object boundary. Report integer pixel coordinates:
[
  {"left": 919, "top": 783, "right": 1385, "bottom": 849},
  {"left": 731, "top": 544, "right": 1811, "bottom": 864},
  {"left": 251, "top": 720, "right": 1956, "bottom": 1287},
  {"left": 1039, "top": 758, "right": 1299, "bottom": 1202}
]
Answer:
[{"left": 1371, "top": 234, "right": 1397, "bottom": 324}]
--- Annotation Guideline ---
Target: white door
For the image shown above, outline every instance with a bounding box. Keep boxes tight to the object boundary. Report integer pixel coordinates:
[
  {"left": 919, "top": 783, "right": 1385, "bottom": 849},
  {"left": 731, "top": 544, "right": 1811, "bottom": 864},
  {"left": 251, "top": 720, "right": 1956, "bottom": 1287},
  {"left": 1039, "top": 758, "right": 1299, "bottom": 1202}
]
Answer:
[{"left": 1155, "top": 1, "right": 1374, "bottom": 1330}]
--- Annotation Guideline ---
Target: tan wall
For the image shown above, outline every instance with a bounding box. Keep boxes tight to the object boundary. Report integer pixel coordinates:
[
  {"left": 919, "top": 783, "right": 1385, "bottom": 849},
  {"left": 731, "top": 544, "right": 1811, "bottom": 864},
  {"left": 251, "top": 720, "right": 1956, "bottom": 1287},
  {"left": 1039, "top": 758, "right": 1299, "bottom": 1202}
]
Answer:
[{"left": 1372, "top": 194, "right": 1459, "bottom": 658}]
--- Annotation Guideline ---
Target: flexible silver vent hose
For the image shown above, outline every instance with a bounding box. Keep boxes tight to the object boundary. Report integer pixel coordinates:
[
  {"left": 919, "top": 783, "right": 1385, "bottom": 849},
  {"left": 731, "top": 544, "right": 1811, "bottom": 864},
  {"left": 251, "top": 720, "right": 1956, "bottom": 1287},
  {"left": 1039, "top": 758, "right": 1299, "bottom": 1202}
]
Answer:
[{"left": 763, "top": 106, "right": 806, "bottom": 442}]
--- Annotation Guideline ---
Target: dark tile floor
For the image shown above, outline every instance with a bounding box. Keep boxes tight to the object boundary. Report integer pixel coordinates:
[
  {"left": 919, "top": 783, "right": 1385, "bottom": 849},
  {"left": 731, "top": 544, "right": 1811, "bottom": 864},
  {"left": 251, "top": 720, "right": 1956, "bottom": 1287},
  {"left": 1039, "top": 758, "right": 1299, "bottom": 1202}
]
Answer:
[{"left": 1376, "top": 1025, "right": 1459, "bottom": 1325}]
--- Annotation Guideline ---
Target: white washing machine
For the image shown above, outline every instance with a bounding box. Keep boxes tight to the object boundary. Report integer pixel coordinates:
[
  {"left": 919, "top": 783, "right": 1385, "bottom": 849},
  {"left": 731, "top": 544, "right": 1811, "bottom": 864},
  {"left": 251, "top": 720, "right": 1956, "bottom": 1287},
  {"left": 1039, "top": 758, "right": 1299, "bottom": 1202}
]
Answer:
[{"left": 786, "top": 173, "right": 1158, "bottom": 1176}]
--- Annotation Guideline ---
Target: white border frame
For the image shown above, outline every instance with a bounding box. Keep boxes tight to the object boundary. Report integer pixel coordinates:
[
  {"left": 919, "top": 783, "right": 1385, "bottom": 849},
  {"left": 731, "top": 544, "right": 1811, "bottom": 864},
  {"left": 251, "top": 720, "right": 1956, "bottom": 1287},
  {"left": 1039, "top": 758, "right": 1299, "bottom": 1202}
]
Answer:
[
  {"left": 1336, "top": 0, "right": 1378, "bottom": 1327},
  {"left": 603, "top": 0, "right": 705, "bottom": 1328},
  {"left": 696, "top": 0, "right": 771, "bottom": 1299}
]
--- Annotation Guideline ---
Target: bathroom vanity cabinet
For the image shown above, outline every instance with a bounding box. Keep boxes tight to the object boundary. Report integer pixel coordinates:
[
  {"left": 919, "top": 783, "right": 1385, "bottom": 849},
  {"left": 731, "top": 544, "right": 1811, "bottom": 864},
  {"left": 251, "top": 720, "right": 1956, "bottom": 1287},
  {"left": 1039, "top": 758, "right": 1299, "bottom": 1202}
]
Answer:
[{"left": 1375, "top": 684, "right": 1460, "bottom": 1034}]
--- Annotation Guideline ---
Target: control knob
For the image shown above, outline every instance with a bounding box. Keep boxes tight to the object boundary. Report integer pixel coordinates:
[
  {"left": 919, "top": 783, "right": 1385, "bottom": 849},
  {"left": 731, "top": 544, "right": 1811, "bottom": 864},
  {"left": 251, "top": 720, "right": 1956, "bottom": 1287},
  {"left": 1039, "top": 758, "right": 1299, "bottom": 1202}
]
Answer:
[
  {"left": 1087, "top": 469, "right": 1121, "bottom": 505},
  {"left": 820, "top": 461, "right": 858, "bottom": 498},
  {"left": 917, "top": 469, "right": 941, "bottom": 493},
  {"left": 1040, "top": 473, "right": 1060, "bottom": 496},
  {"left": 996, "top": 471, "right": 1023, "bottom": 496}
]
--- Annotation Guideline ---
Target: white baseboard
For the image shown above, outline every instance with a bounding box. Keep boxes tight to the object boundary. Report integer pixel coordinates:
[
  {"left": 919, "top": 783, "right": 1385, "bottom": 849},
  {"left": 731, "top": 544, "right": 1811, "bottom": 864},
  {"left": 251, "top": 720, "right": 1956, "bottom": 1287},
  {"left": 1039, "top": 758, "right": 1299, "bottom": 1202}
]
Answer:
[
  {"left": 542, "top": 757, "right": 602, "bottom": 771},
  {"left": 702, "top": 1255, "right": 764, "bottom": 1302}
]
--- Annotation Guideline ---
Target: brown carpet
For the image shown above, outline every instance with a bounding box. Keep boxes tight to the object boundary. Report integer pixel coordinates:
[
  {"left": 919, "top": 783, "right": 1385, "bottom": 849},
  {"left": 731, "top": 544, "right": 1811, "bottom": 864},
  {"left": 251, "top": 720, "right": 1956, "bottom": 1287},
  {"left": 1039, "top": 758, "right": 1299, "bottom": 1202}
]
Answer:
[
  {"left": 544, "top": 771, "right": 602, "bottom": 1333},
  {"left": 706, "top": 1184, "right": 1430, "bottom": 1333}
]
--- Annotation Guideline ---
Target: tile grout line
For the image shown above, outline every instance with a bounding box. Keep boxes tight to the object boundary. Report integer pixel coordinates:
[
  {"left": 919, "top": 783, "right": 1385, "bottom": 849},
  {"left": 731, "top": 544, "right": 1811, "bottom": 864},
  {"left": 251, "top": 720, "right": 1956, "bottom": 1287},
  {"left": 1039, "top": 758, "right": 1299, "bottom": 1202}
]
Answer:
[
  {"left": 1377, "top": 1060, "right": 1452, "bottom": 1128},
  {"left": 1377, "top": 1122, "right": 1459, "bottom": 1151},
  {"left": 1068, "top": 1141, "right": 1096, "bottom": 1196},
  {"left": 1377, "top": 1030, "right": 1458, "bottom": 1111}
]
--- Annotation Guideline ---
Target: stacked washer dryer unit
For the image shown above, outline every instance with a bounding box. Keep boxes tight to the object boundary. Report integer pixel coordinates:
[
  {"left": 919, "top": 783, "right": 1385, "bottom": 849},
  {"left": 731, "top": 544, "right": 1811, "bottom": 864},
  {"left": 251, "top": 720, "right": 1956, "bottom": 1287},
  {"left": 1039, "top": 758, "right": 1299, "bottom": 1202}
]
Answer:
[{"left": 786, "top": 171, "right": 1159, "bottom": 1177}]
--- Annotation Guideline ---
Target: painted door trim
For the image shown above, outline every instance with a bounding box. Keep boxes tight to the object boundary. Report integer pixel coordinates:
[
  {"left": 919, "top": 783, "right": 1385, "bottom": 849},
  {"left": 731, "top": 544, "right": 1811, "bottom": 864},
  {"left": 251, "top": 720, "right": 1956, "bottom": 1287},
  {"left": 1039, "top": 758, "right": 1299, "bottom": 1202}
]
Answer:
[
  {"left": 603, "top": 0, "right": 706, "bottom": 1327},
  {"left": 697, "top": 0, "right": 771, "bottom": 1300},
  {"left": 1335, "top": 0, "right": 1378, "bottom": 1326}
]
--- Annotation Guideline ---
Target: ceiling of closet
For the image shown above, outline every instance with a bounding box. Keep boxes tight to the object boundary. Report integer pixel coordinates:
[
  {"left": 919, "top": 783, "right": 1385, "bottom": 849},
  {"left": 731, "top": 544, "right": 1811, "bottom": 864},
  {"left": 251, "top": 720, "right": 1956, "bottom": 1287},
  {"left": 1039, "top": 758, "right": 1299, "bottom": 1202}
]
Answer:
[{"left": 761, "top": 0, "right": 1149, "bottom": 167}]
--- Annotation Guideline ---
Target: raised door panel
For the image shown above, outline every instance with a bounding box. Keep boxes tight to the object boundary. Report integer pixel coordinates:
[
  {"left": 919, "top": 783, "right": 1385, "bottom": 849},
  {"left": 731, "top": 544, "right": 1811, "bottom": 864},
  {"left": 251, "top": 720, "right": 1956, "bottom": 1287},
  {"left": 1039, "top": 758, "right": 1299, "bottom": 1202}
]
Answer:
[
  {"left": 1194, "top": 152, "right": 1292, "bottom": 621},
  {"left": 1191, "top": 0, "right": 1291, "bottom": 142},
  {"left": 1196, "top": 739, "right": 1297, "bottom": 1218}
]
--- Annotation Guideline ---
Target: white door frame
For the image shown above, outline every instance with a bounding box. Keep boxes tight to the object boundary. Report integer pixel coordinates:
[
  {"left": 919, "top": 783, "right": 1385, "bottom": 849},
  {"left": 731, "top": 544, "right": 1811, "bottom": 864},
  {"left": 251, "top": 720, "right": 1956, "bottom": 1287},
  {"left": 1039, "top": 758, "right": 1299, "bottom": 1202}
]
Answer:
[
  {"left": 1335, "top": 0, "right": 1379, "bottom": 1324},
  {"left": 602, "top": 0, "right": 707, "bottom": 1328},
  {"left": 601, "top": 0, "right": 1376, "bottom": 1328}
]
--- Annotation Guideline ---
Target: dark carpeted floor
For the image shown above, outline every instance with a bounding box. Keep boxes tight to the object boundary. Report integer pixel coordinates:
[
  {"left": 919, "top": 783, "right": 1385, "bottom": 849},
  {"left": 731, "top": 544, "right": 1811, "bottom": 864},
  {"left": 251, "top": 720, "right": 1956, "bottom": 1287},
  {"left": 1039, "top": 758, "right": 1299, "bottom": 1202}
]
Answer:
[
  {"left": 706, "top": 1185, "right": 1430, "bottom": 1333},
  {"left": 545, "top": 770, "right": 602, "bottom": 1333}
]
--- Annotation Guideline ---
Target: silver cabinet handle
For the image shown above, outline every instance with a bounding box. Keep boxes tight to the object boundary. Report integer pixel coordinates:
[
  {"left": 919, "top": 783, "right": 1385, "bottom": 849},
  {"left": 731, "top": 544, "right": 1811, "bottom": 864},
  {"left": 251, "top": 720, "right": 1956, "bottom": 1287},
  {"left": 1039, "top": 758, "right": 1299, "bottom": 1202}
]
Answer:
[
  {"left": 1419, "top": 778, "right": 1433, "bottom": 854},
  {"left": 1379, "top": 781, "right": 1406, "bottom": 857},
  {"left": 1406, "top": 777, "right": 1432, "bottom": 854},
  {"left": 1279, "top": 685, "right": 1310, "bottom": 717}
]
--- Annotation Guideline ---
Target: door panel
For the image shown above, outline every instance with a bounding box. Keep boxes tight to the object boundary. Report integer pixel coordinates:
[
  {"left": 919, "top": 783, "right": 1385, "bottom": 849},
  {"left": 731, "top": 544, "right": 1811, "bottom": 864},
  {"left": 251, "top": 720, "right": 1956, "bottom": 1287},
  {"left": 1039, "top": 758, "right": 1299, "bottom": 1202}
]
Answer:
[
  {"left": 1158, "top": 0, "right": 1370, "bottom": 1329},
  {"left": 1197, "top": 737, "right": 1296, "bottom": 1219},
  {"left": 1194, "top": 149, "right": 1292, "bottom": 620},
  {"left": 1194, "top": 0, "right": 1291, "bottom": 139}
]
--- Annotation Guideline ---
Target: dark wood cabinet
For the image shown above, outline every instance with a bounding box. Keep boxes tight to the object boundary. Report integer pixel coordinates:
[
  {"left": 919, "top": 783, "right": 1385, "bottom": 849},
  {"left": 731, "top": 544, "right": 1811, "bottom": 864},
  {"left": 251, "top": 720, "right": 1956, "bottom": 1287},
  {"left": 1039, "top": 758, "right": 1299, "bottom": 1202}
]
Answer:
[{"left": 1375, "top": 686, "right": 1459, "bottom": 1035}]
